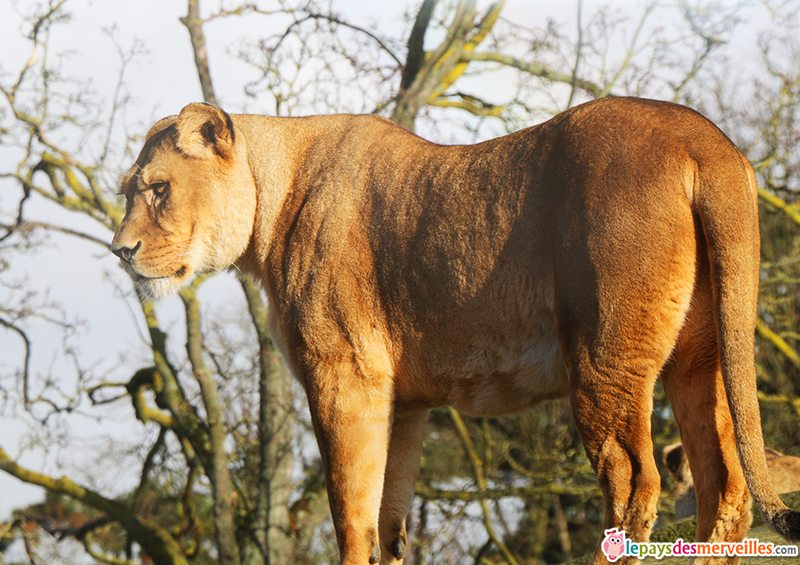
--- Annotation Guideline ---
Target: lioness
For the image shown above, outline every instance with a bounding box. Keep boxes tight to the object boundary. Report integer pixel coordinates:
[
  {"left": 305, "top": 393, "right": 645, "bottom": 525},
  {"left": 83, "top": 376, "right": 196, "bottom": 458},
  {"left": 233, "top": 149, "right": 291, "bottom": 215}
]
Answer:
[
  {"left": 111, "top": 98, "right": 800, "bottom": 564},
  {"left": 664, "top": 442, "right": 800, "bottom": 520}
]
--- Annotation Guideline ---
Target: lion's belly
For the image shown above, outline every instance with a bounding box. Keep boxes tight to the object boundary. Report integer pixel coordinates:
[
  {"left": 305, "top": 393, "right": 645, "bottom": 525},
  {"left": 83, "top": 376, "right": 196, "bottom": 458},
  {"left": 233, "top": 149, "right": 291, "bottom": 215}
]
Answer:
[
  {"left": 390, "top": 252, "right": 569, "bottom": 415},
  {"left": 396, "top": 302, "right": 570, "bottom": 416},
  {"left": 444, "top": 326, "right": 570, "bottom": 417}
]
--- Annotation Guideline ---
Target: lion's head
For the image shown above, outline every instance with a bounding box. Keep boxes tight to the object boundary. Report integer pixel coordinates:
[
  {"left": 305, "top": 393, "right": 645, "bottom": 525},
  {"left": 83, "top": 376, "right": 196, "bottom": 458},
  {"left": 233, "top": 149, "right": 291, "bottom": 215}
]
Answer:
[{"left": 111, "top": 103, "right": 256, "bottom": 299}]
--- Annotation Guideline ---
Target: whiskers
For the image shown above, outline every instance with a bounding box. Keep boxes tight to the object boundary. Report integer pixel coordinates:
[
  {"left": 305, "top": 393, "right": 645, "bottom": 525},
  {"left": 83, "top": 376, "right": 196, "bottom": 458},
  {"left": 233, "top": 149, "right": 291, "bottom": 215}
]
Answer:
[{"left": 169, "top": 233, "right": 205, "bottom": 247}]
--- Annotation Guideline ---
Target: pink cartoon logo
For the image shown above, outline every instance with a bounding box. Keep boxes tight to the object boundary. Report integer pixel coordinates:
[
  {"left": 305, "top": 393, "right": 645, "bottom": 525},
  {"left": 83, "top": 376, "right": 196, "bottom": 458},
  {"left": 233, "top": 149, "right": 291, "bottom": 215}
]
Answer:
[{"left": 601, "top": 528, "right": 626, "bottom": 562}]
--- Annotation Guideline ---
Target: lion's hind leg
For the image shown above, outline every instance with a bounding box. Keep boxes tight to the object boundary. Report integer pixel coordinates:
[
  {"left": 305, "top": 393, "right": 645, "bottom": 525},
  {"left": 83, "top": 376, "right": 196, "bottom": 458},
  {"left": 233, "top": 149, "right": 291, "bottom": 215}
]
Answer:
[
  {"left": 554, "top": 216, "right": 697, "bottom": 563},
  {"left": 567, "top": 350, "right": 665, "bottom": 564},
  {"left": 661, "top": 272, "right": 751, "bottom": 564},
  {"left": 559, "top": 295, "right": 689, "bottom": 564}
]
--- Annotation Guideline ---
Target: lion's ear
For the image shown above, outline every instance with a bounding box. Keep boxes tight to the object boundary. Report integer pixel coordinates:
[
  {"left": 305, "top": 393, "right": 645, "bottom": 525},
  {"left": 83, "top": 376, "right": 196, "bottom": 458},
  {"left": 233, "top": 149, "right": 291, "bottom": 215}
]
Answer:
[
  {"left": 176, "top": 103, "right": 236, "bottom": 160},
  {"left": 662, "top": 443, "right": 685, "bottom": 476},
  {"left": 145, "top": 116, "right": 178, "bottom": 141}
]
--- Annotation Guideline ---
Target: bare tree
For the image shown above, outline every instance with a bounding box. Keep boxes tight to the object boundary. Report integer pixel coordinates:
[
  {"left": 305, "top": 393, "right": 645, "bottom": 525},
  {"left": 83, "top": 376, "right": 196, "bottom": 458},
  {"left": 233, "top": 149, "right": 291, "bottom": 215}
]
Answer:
[{"left": 1, "top": 1, "right": 797, "bottom": 564}]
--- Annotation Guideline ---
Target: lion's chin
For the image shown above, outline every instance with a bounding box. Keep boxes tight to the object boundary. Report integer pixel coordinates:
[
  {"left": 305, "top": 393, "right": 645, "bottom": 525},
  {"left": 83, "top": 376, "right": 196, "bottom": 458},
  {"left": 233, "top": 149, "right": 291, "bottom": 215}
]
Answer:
[
  {"left": 122, "top": 262, "right": 192, "bottom": 301},
  {"left": 134, "top": 273, "right": 189, "bottom": 300}
]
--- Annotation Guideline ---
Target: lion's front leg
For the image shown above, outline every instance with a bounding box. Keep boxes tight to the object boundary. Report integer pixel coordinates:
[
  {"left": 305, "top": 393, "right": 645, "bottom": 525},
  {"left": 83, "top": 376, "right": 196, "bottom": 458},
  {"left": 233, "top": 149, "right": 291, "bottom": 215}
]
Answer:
[
  {"left": 303, "top": 359, "right": 394, "bottom": 565},
  {"left": 379, "top": 408, "right": 429, "bottom": 565}
]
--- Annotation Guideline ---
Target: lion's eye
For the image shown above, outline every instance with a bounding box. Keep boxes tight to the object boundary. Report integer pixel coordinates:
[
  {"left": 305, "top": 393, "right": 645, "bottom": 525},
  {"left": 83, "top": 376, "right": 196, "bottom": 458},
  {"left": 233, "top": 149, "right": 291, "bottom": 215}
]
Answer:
[{"left": 151, "top": 182, "right": 170, "bottom": 204}]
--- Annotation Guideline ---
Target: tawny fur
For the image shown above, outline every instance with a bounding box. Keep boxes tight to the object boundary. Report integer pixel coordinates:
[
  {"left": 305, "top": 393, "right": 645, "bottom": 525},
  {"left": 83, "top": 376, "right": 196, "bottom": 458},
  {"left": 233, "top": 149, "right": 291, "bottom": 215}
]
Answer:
[{"left": 112, "top": 98, "right": 800, "bottom": 564}]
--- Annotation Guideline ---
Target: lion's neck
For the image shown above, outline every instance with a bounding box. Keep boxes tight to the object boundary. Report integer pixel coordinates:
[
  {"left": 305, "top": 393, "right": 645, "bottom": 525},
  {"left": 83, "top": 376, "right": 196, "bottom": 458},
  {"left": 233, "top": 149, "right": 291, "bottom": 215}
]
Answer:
[{"left": 232, "top": 114, "right": 334, "bottom": 292}]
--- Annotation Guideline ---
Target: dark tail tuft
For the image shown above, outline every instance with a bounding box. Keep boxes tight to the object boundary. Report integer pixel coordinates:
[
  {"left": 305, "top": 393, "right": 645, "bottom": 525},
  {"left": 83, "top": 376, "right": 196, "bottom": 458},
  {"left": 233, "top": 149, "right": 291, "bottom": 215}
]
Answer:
[{"left": 769, "top": 508, "right": 800, "bottom": 542}]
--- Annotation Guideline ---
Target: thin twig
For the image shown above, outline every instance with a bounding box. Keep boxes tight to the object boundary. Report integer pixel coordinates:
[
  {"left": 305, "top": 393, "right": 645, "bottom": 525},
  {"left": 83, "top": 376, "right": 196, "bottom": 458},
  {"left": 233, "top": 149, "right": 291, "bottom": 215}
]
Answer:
[
  {"left": 0, "top": 221, "right": 110, "bottom": 248},
  {"left": 447, "top": 408, "right": 521, "bottom": 565},
  {"left": 566, "top": 0, "right": 583, "bottom": 108}
]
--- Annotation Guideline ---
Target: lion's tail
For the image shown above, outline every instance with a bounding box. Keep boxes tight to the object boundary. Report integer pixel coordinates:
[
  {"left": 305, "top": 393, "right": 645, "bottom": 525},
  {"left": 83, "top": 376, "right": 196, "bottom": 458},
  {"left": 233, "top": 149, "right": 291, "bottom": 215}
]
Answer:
[{"left": 696, "top": 147, "right": 800, "bottom": 540}]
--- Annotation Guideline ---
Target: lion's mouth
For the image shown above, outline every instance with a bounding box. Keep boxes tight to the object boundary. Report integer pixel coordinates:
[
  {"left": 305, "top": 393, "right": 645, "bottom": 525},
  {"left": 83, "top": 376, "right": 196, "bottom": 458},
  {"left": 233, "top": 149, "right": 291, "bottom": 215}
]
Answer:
[{"left": 122, "top": 261, "right": 188, "bottom": 283}]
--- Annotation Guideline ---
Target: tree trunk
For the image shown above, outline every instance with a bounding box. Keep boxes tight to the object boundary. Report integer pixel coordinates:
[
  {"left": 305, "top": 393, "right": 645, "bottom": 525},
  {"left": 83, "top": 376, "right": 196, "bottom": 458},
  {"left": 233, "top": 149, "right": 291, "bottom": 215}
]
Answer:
[
  {"left": 241, "top": 278, "right": 295, "bottom": 565},
  {"left": 181, "top": 0, "right": 217, "bottom": 105},
  {"left": 180, "top": 283, "right": 241, "bottom": 565}
]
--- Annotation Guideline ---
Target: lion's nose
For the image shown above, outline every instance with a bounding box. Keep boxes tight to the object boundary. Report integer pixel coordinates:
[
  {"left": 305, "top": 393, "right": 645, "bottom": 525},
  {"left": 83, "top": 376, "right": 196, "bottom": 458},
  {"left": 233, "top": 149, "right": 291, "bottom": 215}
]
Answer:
[{"left": 111, "top": 240, "right": 142, "bottom": 263}]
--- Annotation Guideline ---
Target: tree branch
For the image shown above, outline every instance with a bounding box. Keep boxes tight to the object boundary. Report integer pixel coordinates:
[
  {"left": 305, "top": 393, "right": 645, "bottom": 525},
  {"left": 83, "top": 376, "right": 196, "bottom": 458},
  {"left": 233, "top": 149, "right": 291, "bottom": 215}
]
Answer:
[
  {"left": 460, "top": 51, "right": 605, "bottom": 98},
  {"left": 415, "top": 482, "right": 600, "bottom": 502},
  {"left": 0, "top": 221, "right": 111, "bottom": 248},
  {"left": 35, "top": 515, "right": 113, "bottom": 542},
  {"left": 83, "top": 529, "right": 139, "bottom": 565},
  {"left": 179, "top": 280, "right": 239, "bottom": 565},
  {"left": 125, "top": 367, "right": 176, "bottom": 428},
  {"left": 430, "top": 93, "right": 505, "bottom": 117},
  {"left": 401, "top": 0, "right": 439, "bottom": 90},
  {"left": 132, "top": 426, "right": 168, "bottom": 508},
  {"left": 0, "top": 448, "right": 189, "bottom": 565},
  {"left": 756, "top": 317, "right": 800, "bottom": 372},
  {"left": 240, "top": 276, "right": 295, "bottom": 565},
  {"left": 180, "top": 0, "right": 217, "bottom": 105},
  {"left": 4, "top": 0, "right": 69, "bottom": 100},
  {"left": 566, "top": 0, "right": 584, "bottom": 109},
  {"left": 428, "top": 1, "right": 505, "bottom": 102},
  {"left": 757, "top": 392, "right": 800, "bottom": 420},
  {"left": 447, "top": 407, "right": 521, "bottom": 565},
  {"left": 0, "top": 316, "right": 32, "bottom": 407},
  {"left": 758, "top": 187, "right": 800, "bottom": 229},
  {"left": 299, "top": 12, "right": 403, "bottom": 67},
  {"left": 138, "top": 299, "right": 212, "bottom": 474},
  {"left": 392, "top": 0, "right": 482, "bottom": 130}
]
